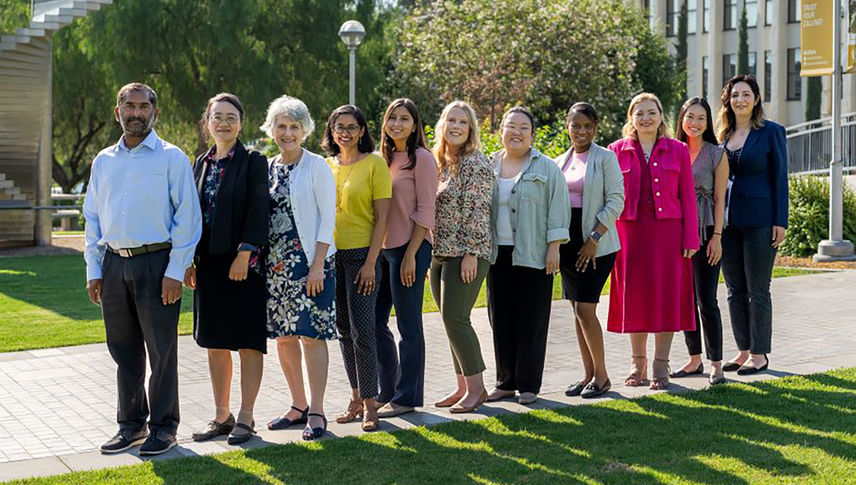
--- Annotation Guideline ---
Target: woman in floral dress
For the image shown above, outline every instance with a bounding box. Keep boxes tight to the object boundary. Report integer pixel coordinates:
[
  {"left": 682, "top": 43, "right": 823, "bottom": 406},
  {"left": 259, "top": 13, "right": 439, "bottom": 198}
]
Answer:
[{"left": 261, "top": 95, "right": 337, "bottom": 441}]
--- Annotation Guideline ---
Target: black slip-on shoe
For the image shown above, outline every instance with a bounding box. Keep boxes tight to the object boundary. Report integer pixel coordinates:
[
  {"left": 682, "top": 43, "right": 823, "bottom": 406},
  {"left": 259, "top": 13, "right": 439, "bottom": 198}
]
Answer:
[
  {"left": 565, "top": 381, "right": 586, "bottom": 397},
  {"left": 192, "top": 414, "right": 235, "bottom": 441}
]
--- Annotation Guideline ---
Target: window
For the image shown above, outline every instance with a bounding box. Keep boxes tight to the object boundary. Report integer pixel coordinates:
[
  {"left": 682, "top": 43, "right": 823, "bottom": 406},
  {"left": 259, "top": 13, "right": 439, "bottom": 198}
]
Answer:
[
  {"left": 787, "top": 47, "right": 801, "bottom": 100},
  {"left": 688, "top": 0, "right": 698, "bottom": 34},
  {"left": 724, "top": 0, "right": 738, "bottom": 30},
  {"left": 666, "top": 0, "right": 679, "bottom": 36},
  {"left": 764, "top": 50, "right": 772, "bottom": 101},
  {"left": 748, "top": 51, "right": 757, "bottom": 77},
  {"left": 746, "top": 0, "right": 759, "bottom": 27},
  {"left": 723, "top": 53, "right": 737, "bottom": 85},
  {"left": 788, "top": 0, "right": 801, "bottom": 23},
  {"left": 765, "top": 0, "right": 773, "bottom": 25},
  {"left": 703, "top": 0, "right": 710, "bottom": 32},
  {"left": 702, "top": 56, "right": 709, "bottom": 98}
]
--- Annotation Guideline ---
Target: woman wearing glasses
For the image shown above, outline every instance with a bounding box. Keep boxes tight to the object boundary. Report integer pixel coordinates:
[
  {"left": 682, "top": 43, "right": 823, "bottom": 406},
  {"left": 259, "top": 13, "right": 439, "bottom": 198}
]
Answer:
[
  {"left": 324, "top": 105, "right": 391, "bottom": 432},
  {"left": 186, "top": 93, "right": 269, "bottom": 445}
]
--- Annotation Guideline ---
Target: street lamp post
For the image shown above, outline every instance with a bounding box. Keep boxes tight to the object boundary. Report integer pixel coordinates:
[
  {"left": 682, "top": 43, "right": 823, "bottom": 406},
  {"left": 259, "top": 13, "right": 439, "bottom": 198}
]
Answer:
[{"left": 338, "top": 20, "right": 366, "bottom": 106}]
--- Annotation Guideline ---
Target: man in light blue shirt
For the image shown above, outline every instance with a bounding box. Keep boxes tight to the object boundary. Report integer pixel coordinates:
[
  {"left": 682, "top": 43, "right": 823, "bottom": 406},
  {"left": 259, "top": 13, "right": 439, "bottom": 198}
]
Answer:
[{"left": 83, "top": 83, "right": 201, "bottom": 456}]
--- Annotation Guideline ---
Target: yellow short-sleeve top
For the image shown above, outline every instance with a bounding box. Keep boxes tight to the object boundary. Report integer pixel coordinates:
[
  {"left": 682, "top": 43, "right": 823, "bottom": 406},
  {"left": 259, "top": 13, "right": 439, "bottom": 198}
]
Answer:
[{"left": 327, "top": 153, "right": 392, "bottom": 249}]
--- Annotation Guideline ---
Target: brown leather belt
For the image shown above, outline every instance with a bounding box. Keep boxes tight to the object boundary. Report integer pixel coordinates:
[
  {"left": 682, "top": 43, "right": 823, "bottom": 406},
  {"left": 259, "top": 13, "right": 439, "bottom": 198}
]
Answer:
[{"left": 107, "top": 242, "right": 172, "bottom": 258}]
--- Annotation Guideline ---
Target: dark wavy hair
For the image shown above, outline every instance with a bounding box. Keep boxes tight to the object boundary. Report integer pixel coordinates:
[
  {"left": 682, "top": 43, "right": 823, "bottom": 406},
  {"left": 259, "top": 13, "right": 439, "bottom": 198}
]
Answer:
[
  {"left": 717, "top": 74, "right": 765, "bottom": 142},
  {"left": 565, "top": 102, "right": 600, "bottom": 125},
  {"left": 380, "top": 98, "right": 429, "bottom": 171},
  {"left": 321, "top": 104, "right": 374, "bottom": 156},
  {"left": 674, "top": 97, "right": 718, "bottom": 145}
]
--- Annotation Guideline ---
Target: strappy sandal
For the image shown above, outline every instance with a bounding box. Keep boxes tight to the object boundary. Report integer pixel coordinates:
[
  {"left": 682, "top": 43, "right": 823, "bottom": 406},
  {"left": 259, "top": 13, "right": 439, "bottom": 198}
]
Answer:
[
  {"left": 302, "top": 413, "right": 327, "bottom": 441},
  {"left": 624, "top": 355, "right": 649, "bottom": 387},
  {"left": 267, "top": 405, "right": 308, "bottom": 430},
  {"left": 650, "top": 357, "right": 671, "bottom": 391},
  {"left": 335, "top": 399, "right": 363, "bottom": 424},
  {"left": 362, "top": 401, "right": 380, "bottom": 432}
]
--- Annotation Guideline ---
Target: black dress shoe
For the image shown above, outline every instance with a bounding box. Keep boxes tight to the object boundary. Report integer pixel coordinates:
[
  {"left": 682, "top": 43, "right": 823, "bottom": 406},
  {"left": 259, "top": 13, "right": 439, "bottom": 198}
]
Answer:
[
  {"left": 722, "top": 361, "right": 743, "bottom": 372},
  {"left": 192, "top": 414, "right": 235, "bottom": 442},
  {"left": 100, "top": 429, "right": 147, "bottom": 454},
  {"left": 565, "top": 381, "right": 586, "bottom": 397},
  {"left": 139, "top": 430, "right": 177, "bottom": 456},
  {"left": 580, "top": 379, "right": 611, "bottom": 399},
  {"left": 670, "top": 363, "right": 704, "bottom": 378},
  {"left": 736, "top": 356, "right": 769, "bottom": 376},
  {"left": 268, "top": 406, "right": 308, "bottom": 430}
]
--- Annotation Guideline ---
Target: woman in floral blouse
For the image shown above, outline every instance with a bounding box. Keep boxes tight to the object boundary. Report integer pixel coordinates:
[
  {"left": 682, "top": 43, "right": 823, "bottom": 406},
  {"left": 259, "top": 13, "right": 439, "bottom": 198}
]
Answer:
[
  {"left": 261, "top": 95, "right": 337, "bottom": 441},
  {"left": 430, "top": 100, "right": 494, "bottom": 414}
]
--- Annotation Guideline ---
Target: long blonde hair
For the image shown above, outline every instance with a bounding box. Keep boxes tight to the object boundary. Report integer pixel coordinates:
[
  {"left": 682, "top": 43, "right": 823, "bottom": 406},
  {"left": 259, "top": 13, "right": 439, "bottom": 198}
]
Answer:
[
  {"left": 433, "top": 100, "right": 481, "bottom": 174},
  {"left": 622, "top": 92, "right": 670, "bottom": 140}
]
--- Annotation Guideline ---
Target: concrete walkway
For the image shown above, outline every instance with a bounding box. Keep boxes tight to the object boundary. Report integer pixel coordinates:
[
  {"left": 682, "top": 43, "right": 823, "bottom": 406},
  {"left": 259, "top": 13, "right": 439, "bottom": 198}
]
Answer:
[{"left": 0, "top": 270, "right": 854, "bottom": 481}]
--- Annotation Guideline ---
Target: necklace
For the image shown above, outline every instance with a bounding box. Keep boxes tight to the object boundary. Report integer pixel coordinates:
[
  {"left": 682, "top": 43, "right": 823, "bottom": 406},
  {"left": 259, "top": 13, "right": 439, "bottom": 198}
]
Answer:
[{"left": 335, "top": 156, "right": 356, "bottom": 213}]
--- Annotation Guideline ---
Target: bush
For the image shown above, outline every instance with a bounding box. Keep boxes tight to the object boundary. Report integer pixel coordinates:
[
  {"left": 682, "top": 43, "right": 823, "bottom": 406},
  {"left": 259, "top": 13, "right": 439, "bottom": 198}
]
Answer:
[
  {"left": 779, "top": 175, "right": 856, "bottom": 257},
  {"left": 425, "top": 122, "right": 570, "bottom": 160}
]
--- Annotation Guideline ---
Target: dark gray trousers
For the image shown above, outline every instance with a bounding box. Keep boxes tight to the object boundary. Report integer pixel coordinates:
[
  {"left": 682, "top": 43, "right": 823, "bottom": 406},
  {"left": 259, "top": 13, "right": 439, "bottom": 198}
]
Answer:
[{"left": 100, "top": 249, "right": 180, "bottom": 436}]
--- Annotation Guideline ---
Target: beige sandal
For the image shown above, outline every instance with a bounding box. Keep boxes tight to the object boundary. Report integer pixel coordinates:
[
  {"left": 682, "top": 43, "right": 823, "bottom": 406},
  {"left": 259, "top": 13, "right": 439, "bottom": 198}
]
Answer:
[
  {"left": 335, "top": 399, "right": 363, "bottom": 424},
  {"left": 625, "top": 355, "right": 650, "bottom": 387},
  {"left": 650, "top": 357, "right": 671, "bottom": 390}
]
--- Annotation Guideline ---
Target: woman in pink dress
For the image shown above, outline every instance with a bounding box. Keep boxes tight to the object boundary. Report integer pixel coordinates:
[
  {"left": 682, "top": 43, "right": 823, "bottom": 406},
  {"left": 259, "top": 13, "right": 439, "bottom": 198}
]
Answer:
[{"left": 607, "top": 93, "right": 699, "bottom": 390}]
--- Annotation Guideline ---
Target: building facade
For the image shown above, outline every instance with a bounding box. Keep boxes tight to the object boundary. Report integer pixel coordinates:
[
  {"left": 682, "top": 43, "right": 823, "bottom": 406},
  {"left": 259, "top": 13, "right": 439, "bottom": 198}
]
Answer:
[{"left": 639, "top": 0, "right": 856, "bottom": 127}]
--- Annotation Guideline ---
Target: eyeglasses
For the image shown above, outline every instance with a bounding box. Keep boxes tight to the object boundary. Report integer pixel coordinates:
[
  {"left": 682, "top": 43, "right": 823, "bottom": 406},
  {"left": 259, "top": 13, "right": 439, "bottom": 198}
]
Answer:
[
  {"left": 333, "top": 124, "right": 361, "bottom": 135},
  {"left": 210, "top": 114, "right": 240, "bottom": 125}
]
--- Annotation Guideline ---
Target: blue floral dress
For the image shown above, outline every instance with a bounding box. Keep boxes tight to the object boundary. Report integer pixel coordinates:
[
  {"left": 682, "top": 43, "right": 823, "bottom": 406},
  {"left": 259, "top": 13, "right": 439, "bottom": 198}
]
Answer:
[{"left": 266, "top": 160, "right": 337, "bottom": 340}]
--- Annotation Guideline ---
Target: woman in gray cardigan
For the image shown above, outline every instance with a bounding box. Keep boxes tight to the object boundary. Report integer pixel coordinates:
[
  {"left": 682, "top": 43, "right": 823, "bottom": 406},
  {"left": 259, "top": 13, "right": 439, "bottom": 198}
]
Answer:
[{"left": 556, "top": 103, "right": 625, "bottom": 399}]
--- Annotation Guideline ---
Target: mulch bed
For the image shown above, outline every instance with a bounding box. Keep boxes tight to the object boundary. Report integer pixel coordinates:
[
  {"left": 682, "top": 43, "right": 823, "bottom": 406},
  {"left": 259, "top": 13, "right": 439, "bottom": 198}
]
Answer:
[{"left": 776, "top": 255, "right": 856, "bottom": 270}]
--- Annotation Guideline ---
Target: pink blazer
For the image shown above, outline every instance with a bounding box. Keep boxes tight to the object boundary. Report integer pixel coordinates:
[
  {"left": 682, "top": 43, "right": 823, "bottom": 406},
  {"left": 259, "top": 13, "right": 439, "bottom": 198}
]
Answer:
[{"left": 608, "top": 137, "right": 699, "bottom": 250}]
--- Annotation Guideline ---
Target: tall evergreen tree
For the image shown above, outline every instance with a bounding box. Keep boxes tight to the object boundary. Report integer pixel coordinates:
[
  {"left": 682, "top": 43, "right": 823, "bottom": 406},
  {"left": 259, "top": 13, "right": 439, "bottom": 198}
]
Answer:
[
  {"left": 676, "top": 0, "right": 689, "bottom": 100},
  {"left": 805, "top": 76, "right": 823, "bottom": 121},
  {"left": 737, "top": 5, "right": 749, "bottom": 75}
]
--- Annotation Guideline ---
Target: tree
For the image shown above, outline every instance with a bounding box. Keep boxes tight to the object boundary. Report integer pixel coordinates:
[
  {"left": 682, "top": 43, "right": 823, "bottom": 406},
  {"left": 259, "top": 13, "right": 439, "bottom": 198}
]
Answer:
[
  {"left": 0, "top": 0, "right": 29, "bottom": 34},
  {"left": 676, "top": 0, "right": 689, "bottom": 102},
  {"left": 737, "top": 6, "right": 749, "bottom": 75},
  {"left": 805, "top": 76, "right": 823, "bottom": 121},
  {"left": 390, "top": 0, "right": 682, "bottom": 142}
]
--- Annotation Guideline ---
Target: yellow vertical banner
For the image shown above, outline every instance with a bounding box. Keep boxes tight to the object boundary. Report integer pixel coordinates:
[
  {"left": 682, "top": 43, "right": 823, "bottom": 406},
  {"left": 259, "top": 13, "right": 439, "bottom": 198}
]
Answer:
[
  {"left": 801, "top": 0, "right": 835, "bottom": 76},
  {"left": 848, "top": 0, "right": 856, "bottom": 72}
]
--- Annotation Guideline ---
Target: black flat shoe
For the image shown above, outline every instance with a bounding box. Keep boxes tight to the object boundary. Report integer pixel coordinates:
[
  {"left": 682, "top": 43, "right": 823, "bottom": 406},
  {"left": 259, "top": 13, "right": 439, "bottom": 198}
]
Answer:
[
  {"left": 736, "top": 356, "right": 769, "bottom": 376},
  {"left": 192, "top": 414, "right": 235, "bottom": 442},
  {"left": 580, "top": 379, "right": 611, "bottom": 399},
  {"left": 302, "top": 413, "right": 328, "bottom": 441},
  {"left": 227, "top": 421, "right": 256, "bottom": 445},
  {"left": 670, "top": 363, "right": 704, "bottom": 378},
  {"left": 565, "top": 381, "right": 586, "bottom": 397},
  {"left": 722, "top": 361, "right": 743, "bottom": 372},
  {"left": 268, "top": 406, "right": 308, "bottom": 430}
]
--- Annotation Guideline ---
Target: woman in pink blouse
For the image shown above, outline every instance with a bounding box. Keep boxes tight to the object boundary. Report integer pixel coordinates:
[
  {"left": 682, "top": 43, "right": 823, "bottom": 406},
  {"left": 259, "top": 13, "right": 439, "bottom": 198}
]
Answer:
[
  {"left": 375, "top": 99, "right": 438, "bottom": 418},
  {"left": 607, "top": 93, "right": 699, "bottom": 390}
]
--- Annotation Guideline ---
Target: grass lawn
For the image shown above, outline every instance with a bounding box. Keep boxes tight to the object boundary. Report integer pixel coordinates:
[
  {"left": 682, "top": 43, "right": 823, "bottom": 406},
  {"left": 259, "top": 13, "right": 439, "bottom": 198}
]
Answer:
[
  {"left": 0, "top": 255, "right": 820, "bottom": 353},
  {"left": 12, "top": 367, "right": 856, "bottom": 484}
]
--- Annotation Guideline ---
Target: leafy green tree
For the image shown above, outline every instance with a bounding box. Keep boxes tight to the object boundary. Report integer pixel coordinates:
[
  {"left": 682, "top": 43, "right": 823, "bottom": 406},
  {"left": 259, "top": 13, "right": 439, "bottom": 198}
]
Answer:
[
  {"left": 0, "top": 0, "right": 29, "bottom": 34},
  {"left": 676, "top": 0, "right": 688, "bottom": 102},
  {"left": 737, "top": 6, "right": 749, "bottom": 75}
]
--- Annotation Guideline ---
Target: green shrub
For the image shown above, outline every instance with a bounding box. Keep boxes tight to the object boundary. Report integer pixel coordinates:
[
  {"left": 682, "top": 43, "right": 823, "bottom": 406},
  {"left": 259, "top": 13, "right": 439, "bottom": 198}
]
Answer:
[
  {"left": 424, "top": 122, "right": 570, "bottom": 160},
  {"left": 779, "top": 175, "right": 856, "bottom": 257}
]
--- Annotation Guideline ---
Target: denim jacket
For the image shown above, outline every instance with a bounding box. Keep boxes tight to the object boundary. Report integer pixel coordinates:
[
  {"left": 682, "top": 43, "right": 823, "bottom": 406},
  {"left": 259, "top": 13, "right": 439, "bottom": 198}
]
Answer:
[{"left": 490, "top": 147, "right": 571, "bottom": 269}]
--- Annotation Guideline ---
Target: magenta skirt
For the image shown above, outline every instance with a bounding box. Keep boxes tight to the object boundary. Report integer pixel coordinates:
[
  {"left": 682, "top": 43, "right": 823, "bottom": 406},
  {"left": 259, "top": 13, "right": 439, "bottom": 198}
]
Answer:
[{"left": 607, "top": 216, "right": 696, "bottom": 334}]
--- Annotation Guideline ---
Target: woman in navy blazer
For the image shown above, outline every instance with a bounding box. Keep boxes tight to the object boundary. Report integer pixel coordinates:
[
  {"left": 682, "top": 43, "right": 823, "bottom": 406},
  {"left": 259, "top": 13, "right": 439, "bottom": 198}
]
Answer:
[{"left": 716, "top": 75, "right": 788, "bottom": 376}]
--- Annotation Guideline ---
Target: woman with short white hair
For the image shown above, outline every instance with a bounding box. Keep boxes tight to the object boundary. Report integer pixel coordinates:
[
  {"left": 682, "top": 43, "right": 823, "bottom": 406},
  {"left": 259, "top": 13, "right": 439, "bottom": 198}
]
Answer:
[{"left": 260, "top": 95, "right": 337, "bottom": 441}]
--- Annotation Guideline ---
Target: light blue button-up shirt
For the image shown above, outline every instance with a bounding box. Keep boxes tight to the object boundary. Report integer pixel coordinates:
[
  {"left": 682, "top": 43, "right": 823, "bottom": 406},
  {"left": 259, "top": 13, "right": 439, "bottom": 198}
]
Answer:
[{"left": 83, "top": 130, "right": 202, "bottom": 281}]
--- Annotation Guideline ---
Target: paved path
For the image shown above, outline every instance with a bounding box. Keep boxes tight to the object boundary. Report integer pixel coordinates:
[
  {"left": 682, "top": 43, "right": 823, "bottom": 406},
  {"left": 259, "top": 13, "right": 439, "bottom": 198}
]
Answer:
[{"left": 0, "top": 270, "right": 854, "bottom": 481}]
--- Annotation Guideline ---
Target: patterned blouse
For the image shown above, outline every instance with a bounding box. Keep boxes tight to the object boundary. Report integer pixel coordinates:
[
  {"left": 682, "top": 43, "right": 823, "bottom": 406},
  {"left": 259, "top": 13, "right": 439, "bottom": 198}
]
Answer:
[
  {"left": 693, "top": 142, "right": 725, "bottom": 241},
  {"left": 200, "top": 145, "right": 234, "bottom": 229},
  {"left": 433, "top": 151, "right": 494, "bottom": 260}
]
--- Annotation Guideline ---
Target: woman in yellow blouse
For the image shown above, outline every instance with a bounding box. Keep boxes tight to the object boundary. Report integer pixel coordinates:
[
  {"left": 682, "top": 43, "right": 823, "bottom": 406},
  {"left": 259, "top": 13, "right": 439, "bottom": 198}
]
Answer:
[{"left": 323, "top": 105, "right": 391, "bottom": 432}]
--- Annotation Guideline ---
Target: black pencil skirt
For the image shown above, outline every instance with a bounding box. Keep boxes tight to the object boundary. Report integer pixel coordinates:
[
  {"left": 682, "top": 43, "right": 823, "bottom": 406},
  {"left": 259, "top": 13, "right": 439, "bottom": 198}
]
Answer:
[{"left": 559, "top": 208, "right": 615, "bottom": 303}]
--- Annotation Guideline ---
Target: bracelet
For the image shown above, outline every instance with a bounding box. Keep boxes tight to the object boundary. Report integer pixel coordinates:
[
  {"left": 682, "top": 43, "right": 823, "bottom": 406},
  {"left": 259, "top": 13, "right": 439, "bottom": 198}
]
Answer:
[{"left": 713, "top": 232, "right": 722, "bottom": 236}]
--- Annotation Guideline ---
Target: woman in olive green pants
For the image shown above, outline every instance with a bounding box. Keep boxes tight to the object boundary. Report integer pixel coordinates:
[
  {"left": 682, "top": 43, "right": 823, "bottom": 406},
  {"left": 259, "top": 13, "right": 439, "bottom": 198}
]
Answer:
[{"left": 429, "top": 101, "right": 494, "bottom": 413}]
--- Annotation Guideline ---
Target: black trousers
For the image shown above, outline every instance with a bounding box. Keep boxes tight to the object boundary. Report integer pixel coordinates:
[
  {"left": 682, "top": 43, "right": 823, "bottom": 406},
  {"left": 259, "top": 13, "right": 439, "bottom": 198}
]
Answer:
[
  {"left": 683, "top": 227, "right": 724, "bottom": 361},
  {"left": 486, "top": 246, "right": 553, "bottom": 394},
  {"left": 721, "top": 225, "right": 776, "bottom": 354},
  {"left": 100, "top": 249, "right": 180, "bottom": 436}
]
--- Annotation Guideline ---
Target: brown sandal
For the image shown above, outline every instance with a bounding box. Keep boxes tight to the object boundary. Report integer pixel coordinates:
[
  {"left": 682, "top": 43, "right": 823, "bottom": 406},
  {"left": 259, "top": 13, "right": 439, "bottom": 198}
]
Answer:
[
  {"left": 335, "top": 399, "right": 363, "bottom": 424},
  {"left": 624, "top": 355, "right": 650, "bottom": 387},
  {"left": 650, "top": 357, "right": 671, "bottom": 390},
  {"left": 361, "top": 402, "right": 379, "bottom": 432}
]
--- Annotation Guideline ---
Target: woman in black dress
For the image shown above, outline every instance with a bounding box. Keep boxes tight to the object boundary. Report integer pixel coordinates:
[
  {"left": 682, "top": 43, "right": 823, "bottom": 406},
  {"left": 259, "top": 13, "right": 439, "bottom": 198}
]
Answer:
[{"left": 184, "top": 93, "right": 269, "bottom": 445}]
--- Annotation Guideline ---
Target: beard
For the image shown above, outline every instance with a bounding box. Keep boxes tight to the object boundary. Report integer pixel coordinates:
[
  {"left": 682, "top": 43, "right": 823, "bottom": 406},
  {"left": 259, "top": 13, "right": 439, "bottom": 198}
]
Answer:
[{"left": 120, "top": 114, "right": 155, "bottom": 138}]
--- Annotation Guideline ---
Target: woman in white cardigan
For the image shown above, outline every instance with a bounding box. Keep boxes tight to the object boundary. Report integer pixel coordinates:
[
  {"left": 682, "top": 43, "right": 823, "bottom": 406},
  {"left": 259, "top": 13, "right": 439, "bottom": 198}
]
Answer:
[
  {"left": 555, "top": 103, "right": 625, "bottom": 399},
  {"left": 260, "top": 95, "right": 337, "bottom": 441}
]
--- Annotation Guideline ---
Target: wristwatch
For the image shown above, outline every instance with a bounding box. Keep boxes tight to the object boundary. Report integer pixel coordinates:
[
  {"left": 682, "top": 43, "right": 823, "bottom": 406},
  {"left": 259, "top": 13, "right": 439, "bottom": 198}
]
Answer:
[{"left": 589, "top": 231, "right": 602, "bottom": 244}]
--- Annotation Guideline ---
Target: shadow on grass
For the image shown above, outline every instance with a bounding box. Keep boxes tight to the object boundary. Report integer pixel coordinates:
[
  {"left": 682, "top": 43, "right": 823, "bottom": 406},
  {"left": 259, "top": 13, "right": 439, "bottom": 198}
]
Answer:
[{"left": 94, "top": 370, "right": 853, "bottom": 485}]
